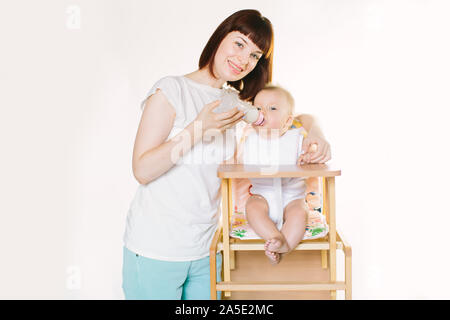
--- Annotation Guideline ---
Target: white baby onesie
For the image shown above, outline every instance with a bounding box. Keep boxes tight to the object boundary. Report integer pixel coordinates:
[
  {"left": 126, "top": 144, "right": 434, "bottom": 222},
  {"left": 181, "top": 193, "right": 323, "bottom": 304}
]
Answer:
[{"left": 242, "top": 128, "right": 306, "bottom": 229}]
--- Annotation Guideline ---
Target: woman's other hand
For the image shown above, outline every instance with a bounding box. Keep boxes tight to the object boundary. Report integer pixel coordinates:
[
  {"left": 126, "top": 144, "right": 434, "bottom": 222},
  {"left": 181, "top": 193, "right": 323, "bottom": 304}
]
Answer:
[{"left": 298, "top": 133, "right": 331, "bottom": 165}]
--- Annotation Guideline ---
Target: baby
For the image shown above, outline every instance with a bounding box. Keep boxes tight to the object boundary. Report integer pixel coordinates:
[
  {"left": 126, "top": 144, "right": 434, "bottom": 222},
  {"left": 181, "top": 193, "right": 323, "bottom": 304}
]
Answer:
[{"left": 237, "top": 85, "right": 308, "bottom": 264}]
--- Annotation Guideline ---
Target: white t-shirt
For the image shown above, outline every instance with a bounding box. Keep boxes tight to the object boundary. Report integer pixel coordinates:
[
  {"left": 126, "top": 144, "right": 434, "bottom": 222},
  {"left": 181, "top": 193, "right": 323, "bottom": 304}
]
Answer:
[
  {"left": 123, "top": 76, "right": 236, "bottom": 261},
  {"left": 242, "top": 128, "right": 306, "bottom": 192}
]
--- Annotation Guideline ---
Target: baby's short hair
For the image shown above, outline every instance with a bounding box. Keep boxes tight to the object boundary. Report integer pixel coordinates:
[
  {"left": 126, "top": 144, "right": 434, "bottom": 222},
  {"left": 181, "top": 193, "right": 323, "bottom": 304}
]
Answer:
[{"left": 259, "top": 84, "right": 295, "bottom": 115}]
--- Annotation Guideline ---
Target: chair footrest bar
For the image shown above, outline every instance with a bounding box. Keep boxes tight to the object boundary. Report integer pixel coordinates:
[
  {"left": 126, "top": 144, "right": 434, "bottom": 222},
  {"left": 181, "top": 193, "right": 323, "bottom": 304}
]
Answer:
[
  {"left": 218, "top": 241, "right": 343, "bottom": 251},
  {"left": 216, "top": 281, "right": 346, "bottom": 291}
]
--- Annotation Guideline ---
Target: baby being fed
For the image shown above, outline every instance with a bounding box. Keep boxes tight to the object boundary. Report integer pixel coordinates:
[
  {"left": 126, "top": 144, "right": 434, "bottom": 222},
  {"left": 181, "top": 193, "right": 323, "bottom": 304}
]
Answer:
[{"left": 238, "top": 85, "right": 308, "bottom": 264}]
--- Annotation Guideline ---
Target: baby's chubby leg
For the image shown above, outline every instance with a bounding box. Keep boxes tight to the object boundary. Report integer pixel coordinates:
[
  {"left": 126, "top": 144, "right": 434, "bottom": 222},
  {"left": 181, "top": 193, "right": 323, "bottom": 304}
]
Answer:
[
  {"left": 245, "top": 195, "right": 289, "bottom": 254},
  {"left": 280, "top": 199, "right": 308, "bottom": 254}
]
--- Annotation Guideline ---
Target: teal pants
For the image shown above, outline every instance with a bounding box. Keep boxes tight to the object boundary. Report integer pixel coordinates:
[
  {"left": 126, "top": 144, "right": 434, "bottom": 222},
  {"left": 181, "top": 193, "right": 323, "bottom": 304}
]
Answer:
[{"left": 122, "top": 247, "right": 222, "bottom": 300}]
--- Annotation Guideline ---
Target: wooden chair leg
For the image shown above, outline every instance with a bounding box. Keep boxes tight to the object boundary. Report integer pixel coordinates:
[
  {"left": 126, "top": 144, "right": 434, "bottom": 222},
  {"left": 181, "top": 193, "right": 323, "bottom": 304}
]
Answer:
[
  {"left": 338, "top": 230, "right": 352, "bottom": 300},
  {"left": 325, "top": 177, "right": 337, "bottom": 300},
  {"left": 230, "top": 250, "right": 235, "bottom": 270},
  {"left": 209, "top": 251, "right": 217, "bottom": 300},
  {"left": 222, "top": 178, "right": 231, "bottom": 297},
  {"left": 345, "top": 251, "right": 352, "bottom": 300},
  {"left": 321, "top": 178, "right": 328, "bottom": 270},
  {"left": 321, "top": 250, "right": 328, "bottom": 269},
  {"left": 209, "top": 223, "right": 222, "bottom": 300},
  {"left": 321, "top": 177, "right": 329, "bottom": 272}
]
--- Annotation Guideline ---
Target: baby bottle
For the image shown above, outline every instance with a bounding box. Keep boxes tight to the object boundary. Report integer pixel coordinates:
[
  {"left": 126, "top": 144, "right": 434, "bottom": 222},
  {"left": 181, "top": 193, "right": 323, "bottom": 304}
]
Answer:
[{"left": 215, "top": 89, "right": 265, "bottom": 125}]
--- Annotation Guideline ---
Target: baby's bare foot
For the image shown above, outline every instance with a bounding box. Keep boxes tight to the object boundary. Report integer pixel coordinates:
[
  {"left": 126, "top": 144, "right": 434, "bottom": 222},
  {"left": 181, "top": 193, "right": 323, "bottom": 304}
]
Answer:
[
  {"left": 264, "top": 250, "right": 280, "bottom": 265},
  {"left": 265, "top": 237, "right": 290, "bottom": 253}
]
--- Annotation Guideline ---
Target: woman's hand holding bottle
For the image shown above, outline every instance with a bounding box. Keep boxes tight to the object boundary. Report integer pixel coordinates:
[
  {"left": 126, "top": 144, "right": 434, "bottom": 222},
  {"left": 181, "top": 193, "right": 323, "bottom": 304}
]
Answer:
[{"left": 195, "top": 100, "right": 244, "bottom": 135}]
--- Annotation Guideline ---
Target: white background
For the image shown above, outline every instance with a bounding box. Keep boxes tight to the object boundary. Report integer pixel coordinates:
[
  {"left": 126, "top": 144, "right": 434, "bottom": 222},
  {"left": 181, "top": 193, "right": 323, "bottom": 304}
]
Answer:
[{"left": 1, "top": 0, "right": 449, "bottom": 299}]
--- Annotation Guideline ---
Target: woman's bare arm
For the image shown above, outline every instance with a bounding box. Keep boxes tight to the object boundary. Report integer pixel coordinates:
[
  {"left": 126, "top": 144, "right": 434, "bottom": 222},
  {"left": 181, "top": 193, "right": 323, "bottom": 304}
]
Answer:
[
  {"left": 132, "top": 90, "right": 244, "bottom": 185},
  {"left": 132, "top": 90, "right": 187, "bottom": 184}
]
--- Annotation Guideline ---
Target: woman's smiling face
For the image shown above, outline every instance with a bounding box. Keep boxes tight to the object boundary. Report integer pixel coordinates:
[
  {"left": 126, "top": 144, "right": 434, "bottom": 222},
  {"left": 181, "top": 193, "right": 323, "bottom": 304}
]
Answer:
[{"left": 212, "top": 31, "right": 263, "bottom": 82}]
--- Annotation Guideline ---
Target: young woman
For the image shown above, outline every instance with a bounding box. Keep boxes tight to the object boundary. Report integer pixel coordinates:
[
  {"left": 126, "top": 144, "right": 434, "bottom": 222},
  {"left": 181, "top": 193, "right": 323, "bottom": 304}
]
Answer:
[{"left": 122, "top": 9, "right": 331, "bottom": 300}]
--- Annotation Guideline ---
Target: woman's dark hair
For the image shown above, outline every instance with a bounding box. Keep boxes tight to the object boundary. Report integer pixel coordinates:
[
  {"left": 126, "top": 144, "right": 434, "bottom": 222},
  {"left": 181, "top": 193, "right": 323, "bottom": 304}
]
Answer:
[{"left": 198, "top": 9, "right": 274, "bottom": 101}]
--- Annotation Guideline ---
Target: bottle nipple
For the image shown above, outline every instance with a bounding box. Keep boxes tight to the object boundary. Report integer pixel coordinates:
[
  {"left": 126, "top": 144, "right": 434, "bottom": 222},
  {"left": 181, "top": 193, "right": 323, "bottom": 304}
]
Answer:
[
  {"left": 252, "top": 111, "right": 265, "bottom": 126},
  {"left": 237, "top": 101, "right": 264, "bottom": 125}
]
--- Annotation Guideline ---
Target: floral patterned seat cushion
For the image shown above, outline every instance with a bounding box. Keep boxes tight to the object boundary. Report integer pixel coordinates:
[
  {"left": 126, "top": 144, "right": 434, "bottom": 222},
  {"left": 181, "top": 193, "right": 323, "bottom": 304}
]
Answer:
[{"left": 230, "top": 177, "right": 329, "bottom": 240}]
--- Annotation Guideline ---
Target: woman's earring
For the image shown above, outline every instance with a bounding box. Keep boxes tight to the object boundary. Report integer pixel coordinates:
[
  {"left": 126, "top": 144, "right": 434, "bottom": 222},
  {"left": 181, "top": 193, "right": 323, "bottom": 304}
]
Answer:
[{"left": 239, "top": 80, "right": 244, "bottom": 91}]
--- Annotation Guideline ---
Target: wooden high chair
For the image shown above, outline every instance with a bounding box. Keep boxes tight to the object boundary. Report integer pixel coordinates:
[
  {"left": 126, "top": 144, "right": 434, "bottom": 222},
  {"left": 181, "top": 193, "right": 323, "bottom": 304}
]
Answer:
[{"left": 209, "top": 163, "right": 352, "bottom": 300}]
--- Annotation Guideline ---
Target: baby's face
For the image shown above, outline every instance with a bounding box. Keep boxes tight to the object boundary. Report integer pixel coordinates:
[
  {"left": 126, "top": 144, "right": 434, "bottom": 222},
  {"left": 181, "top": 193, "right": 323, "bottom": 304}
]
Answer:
[{"left": 253, "top": 89, "right": 292, "bottom": 133}]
